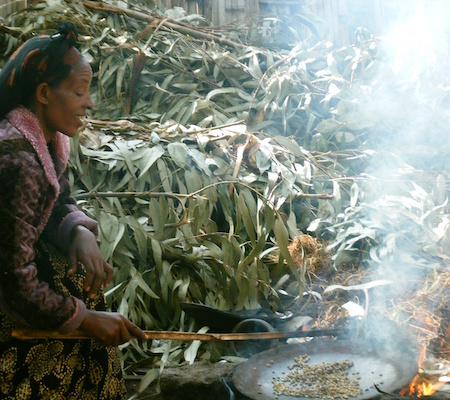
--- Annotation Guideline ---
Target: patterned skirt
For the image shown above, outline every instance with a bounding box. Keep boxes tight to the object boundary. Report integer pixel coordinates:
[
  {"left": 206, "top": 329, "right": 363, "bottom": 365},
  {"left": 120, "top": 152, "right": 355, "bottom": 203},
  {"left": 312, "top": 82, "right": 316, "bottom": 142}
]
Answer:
[{"left": 0, "top": 242, "right": 127, "bottom": 400}]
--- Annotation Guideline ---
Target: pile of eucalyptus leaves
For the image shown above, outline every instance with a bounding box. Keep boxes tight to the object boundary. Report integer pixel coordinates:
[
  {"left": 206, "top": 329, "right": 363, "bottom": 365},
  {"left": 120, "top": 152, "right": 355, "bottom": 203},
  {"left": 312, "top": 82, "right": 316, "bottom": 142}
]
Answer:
[{"left": 1, "top": 0, "right": 448, "bottom": 393}]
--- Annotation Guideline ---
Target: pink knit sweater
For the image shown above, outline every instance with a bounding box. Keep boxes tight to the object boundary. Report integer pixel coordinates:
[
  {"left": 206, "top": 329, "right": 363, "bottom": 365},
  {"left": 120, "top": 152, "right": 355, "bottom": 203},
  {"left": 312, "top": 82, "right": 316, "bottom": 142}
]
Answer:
[{"left": 0, "top": 107, "right": 98, "bottom": 334}]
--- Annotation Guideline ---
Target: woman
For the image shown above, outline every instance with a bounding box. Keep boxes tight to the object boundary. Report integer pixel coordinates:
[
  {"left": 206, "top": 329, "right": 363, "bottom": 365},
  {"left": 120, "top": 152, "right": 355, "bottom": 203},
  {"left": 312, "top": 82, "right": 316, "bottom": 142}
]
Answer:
[{"left": 0, "top": 23, "right": 147, "bottom": 399}]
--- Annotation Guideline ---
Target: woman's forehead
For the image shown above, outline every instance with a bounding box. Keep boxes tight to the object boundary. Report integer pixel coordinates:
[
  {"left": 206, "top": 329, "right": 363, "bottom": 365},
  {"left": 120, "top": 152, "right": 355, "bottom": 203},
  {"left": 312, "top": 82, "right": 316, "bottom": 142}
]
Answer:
[
  {"left": 59, "top": 59, "right": 92, "bottom": 89},
  {"left": 70, "top": 58, "right": 92, "bottom": 81}
]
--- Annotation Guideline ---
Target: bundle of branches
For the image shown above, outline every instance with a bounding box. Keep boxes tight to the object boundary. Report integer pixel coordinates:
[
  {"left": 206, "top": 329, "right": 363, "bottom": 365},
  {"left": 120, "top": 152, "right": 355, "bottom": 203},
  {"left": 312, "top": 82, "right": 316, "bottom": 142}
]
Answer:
[
  {"left": 1, "top": 0, "right": 448, "bottom": 385},
  {"left": 0, "top": 0, "right": 383, "bottom": 148},
  {"left": 1, "top": 0, "right": 354, "bottom": 372}
]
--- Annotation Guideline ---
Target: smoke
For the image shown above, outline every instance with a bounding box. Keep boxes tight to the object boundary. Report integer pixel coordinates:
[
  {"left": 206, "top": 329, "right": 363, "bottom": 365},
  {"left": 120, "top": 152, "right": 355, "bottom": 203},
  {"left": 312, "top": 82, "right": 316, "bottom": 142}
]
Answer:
[
  {"left": 384, "top": 0, "right": 450, "bottom": 81},
  {"left": 360, "top": 1, "right": 450, "bottom": 309},
  {"left": 366, "top": 0, "right": 450, "bottom": 170}
]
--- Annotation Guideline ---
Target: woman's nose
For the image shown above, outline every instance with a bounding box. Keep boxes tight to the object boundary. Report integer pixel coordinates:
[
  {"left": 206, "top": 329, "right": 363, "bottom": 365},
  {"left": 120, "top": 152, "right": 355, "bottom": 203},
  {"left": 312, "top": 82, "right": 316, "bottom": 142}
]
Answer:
[{"left": 85, "top": 93, "right": 94, "bottom": 109}]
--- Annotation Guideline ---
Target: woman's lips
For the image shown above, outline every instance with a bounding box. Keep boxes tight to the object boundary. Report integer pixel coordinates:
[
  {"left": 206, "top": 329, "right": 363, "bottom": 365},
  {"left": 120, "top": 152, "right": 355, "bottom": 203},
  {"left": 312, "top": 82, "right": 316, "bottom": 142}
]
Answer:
[{"left": 74, "top": 116, "right": 85, "bottom": 126}]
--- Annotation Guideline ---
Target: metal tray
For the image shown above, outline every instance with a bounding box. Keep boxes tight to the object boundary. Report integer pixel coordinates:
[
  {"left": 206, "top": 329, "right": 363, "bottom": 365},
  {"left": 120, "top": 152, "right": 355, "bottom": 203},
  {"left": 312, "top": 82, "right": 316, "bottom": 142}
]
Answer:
[{"left": 232, "top": 339, "right": 418, "bottom": 400}]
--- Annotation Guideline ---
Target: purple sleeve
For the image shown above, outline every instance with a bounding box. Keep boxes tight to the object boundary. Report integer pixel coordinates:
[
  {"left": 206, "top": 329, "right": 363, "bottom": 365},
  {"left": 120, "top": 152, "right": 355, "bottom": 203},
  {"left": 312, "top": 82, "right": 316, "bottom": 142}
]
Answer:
[
  {"left": 0, "top": 146, "right": 86, "bottom": 333},
  {"left": 42, "top": 169, "right": 98, "bottom": 252}
]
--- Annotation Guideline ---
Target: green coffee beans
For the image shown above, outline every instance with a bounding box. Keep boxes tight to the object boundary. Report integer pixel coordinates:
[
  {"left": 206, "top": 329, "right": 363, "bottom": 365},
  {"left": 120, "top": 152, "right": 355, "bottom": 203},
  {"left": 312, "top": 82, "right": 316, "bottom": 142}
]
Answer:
[{"left": 272, "top": 354, "right": 363, "bottom": 399}]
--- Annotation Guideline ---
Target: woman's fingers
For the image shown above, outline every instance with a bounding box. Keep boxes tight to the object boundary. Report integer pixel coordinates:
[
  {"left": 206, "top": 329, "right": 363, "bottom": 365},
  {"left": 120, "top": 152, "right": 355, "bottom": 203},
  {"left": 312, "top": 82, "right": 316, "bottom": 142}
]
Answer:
[
  {"left": 80, "top": 311, "right": 148, "bottom": 346},
  {"left": 82, "top": 258, "right": 95, "bottom": 293},
  {"left": 118, "top": 320, "right": 132, "bottom": 345},
  {"left": 124, "top": 318, "right": 149, "bottom": 341},
  {"left": 86, "top": 259, "right": 105, "bottom": 299},
  {"left": 69, "top": 225, "right": 113, "bottom": 296},
  {"left": 67, "top": 248, "right": 78, "bottom": 277},
  {"left": 75, "top": 254, "right": 111, "bottom": 298},
  {"left": 103, "top": 261, "right": 114, "bottom": 288}
]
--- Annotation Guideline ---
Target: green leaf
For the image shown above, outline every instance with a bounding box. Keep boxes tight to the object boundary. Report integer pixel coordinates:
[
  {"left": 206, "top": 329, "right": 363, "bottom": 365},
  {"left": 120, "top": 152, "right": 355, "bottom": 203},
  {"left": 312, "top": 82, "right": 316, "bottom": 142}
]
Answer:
[
  {"left": 350, "top": 182, "right": 359, "bottom": 207},
  {"left": 206, "top": 87, "right": 252, "bottom": 102},
  {"left": 188, "top": 148, "right": 211, "bottom": 176},
  {"left": 315, "top": 118, "right": 341, "bottom": 134},
  {"left": 138, "top": 369, "right": 160, "bottom": 393},
  {"left": 116, "top": 62, "right": 127, "bottom": 99},
  {"left": 167, "top": 142, "right": 189, "bottom": 165},
  {"left": 151, "top": 238, "right": 163, "bottom": 270},
  {"left": 237, "top": 192, "right": 256, "bottom": 245},
  {"left": 184, "top": 326, "right": 209, "bottom": 364},
  {"left": 131, "top": 268, "right": 160, "bottom": 299},
  {"left": 172, "top": 83, "right": 199, "bottom": 91},
  {"left": 138, "top": 145, "right": 165, "bottom": 178},
  {"left": 273, "top": 219, "right": 298, "bottom": 274},
  {"left": 335, "top": 131, "right": 356, "bottom": 144}
]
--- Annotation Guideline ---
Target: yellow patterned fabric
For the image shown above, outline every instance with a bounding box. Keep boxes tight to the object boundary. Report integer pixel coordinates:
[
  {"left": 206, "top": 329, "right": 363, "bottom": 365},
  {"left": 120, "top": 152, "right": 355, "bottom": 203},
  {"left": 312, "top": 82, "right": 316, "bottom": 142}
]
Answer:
[{"left": 0, "top": 241, "right": 126, "bottom": 399}]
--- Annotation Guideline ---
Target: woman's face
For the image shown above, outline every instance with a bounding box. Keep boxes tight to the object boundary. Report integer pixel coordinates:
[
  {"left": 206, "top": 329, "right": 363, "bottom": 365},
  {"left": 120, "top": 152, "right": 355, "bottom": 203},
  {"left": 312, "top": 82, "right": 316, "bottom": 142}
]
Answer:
[{"left": 43, "top": 57, "right": 94, "bottom": 139}]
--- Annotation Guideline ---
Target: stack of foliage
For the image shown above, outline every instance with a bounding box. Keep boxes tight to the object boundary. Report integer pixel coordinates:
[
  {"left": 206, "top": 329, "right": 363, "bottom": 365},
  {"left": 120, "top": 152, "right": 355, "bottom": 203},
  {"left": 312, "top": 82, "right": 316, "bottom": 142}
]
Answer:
[{"left": 1, "top": 0, "right": 448, "bottom": 390}]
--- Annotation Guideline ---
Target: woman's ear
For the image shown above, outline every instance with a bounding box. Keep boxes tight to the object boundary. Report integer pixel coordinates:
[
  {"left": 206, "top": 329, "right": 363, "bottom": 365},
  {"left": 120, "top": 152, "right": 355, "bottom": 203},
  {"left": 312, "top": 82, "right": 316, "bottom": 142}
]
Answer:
[{"left": 35, "top": 82, "right": 50, "bottom": 105}]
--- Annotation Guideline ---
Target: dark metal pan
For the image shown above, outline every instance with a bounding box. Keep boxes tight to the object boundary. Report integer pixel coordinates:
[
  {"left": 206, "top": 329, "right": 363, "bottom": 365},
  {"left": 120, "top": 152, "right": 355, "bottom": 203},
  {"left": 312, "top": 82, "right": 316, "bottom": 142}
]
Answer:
[
  {"left": 232, "top": 338, "right": 418, "bottom": 400},
  {"left": 180, "top": 302, "right": 292, "bottom": 333}
]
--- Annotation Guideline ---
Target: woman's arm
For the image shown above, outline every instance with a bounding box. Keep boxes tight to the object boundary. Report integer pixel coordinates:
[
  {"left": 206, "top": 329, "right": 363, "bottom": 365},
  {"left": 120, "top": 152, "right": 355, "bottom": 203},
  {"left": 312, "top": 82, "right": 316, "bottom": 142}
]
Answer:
[
  {"left": 0, "top": 143, "right": 147, "bottom": 344},
  {"left": 0, "top": 143, "right": 86, "bottom": 333},
  {"left": 42, "top": 170, "right": 113, "bottom": 298}
]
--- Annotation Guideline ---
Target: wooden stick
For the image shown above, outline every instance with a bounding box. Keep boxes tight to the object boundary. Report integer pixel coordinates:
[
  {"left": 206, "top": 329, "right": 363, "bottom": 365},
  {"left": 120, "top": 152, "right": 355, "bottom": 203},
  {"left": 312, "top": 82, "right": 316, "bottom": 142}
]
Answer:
[
  {"left": 12, "top": 328, "right": 343, "bottom": 341},
  {"left": 80, "top": 0, "right": 245, "bottom": 49}
]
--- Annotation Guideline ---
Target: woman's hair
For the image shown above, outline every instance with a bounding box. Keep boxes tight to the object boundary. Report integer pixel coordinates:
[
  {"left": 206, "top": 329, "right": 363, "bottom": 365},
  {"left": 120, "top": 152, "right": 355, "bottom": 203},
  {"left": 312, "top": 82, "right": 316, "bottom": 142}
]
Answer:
[{"left": 0, "top": 22, "right": 81, "bottom": 118}]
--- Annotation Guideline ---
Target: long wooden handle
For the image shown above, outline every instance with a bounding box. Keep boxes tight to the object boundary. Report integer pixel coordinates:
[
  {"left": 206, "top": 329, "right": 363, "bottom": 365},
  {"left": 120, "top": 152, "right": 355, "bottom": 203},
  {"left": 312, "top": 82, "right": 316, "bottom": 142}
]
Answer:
[{"left": 11, "top": 328, "right": 343, "bottom": 341}]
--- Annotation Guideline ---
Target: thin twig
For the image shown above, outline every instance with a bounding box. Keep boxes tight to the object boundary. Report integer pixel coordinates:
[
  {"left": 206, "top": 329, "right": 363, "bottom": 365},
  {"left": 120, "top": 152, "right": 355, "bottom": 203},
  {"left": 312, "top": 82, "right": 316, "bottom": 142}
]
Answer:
[
  {"left": 80, "top": 0, "right": 245, "bottom": 49},
  {"left": 74, "top": 185, "right": 331, "bottom": 201},
  {"left": 74, "top": 190, "right": 206, "bottom": 201}
]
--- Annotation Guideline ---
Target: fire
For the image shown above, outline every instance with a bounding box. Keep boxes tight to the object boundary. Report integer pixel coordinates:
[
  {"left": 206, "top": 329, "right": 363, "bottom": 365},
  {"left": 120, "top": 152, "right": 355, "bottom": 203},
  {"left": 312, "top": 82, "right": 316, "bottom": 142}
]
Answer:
[
  {"left": 400, "top": 373, "right": 444, "bottom": 397},
  {"left": 400, "top": 344, "right": 446, "bottom": 397},
  {"left": 400, "top": 376, "right": 446, "bottom": 397}
]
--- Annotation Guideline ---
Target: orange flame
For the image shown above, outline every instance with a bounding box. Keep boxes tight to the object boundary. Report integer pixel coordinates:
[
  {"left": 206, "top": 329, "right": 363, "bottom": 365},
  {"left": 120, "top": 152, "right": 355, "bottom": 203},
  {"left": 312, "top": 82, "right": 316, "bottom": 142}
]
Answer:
[
  {"left": 418, "top": 344, "right": 427, "bottom": 369},
  {"left": 400, "top": 374, "right": 445, "bottom": 397},
  {"left": 400, "top": 344, "right": 446, "bottom": 397}
]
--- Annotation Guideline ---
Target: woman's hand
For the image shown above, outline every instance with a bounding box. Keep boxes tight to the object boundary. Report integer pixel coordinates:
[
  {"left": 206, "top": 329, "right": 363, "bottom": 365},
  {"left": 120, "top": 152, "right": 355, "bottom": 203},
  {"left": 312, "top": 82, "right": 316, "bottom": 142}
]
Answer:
[
  {"left": 80, "top": 310, "right": 149, "bottom": 346},
  {"left": 68, "top": 225, "right": 113, "bottom": 298}
]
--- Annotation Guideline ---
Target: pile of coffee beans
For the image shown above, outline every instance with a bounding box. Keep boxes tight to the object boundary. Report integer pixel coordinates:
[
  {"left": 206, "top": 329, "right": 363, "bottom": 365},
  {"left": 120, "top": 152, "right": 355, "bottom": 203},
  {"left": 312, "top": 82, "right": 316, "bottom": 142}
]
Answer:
[{"left": 272, "top": 354, "right": 363, "bottom": 399}]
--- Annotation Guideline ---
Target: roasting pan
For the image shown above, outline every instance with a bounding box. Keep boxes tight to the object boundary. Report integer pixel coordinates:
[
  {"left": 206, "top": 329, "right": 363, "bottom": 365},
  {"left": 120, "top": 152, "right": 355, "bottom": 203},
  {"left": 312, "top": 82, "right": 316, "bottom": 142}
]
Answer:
[{"left": 232, "top": 338, "right": 418, "bottom": 400}]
